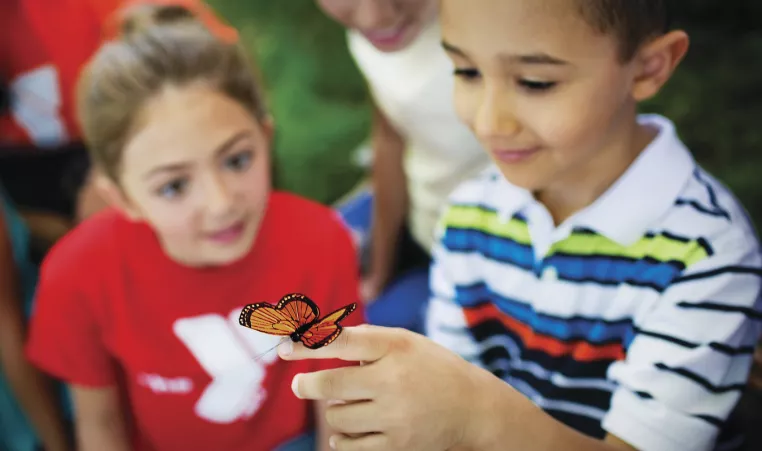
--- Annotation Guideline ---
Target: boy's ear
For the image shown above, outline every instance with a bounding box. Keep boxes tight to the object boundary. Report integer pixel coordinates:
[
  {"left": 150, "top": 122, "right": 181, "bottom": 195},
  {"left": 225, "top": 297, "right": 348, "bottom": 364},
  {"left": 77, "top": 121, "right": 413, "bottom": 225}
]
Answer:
[
  {"left": 631, "top": 30, "right": 690, "bottom": 102},
  {"left": 93, "top": 171, "right": 143, "bottom": 222}
]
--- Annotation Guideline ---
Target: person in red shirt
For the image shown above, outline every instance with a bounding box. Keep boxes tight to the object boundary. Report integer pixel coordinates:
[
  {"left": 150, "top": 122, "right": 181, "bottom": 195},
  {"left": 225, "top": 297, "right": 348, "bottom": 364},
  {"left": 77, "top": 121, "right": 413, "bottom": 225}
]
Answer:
[
  {"left": 0, "top": 0, "right": 235, "bottom": 253},
  {"left": 0, "top": 0, "right": 123, "bottom": 247},
  {"left": 25, "top": 3, "right": 364, "bottom": 450}
]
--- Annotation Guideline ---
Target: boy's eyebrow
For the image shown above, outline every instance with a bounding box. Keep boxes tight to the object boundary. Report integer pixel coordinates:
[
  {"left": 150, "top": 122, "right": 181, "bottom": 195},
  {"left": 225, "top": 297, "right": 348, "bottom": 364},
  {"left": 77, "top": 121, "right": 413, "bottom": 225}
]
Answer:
[
  {"left": 442, "top": 40, "right": 568, "bottom": 66},
  {"left": 143, "top": 130, "right": 252, "bottom": 179}
]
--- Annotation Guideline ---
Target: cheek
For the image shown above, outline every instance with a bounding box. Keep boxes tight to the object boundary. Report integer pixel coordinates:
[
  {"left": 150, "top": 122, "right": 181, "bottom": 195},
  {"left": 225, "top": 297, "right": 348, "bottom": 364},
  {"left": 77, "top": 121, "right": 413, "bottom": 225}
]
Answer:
[
  {"left": 452, "top": 83, "right": 481, "bottom": 131},
  {"left": 526, "top": 77, "right": 630, "bottom": 156}
]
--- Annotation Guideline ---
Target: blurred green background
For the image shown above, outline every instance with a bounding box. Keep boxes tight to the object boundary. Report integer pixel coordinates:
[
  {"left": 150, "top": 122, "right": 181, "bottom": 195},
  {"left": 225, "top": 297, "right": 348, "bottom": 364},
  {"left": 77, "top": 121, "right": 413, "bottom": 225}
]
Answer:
[{"left": 206, "top": 0, "right": 762, "bottom": 228}]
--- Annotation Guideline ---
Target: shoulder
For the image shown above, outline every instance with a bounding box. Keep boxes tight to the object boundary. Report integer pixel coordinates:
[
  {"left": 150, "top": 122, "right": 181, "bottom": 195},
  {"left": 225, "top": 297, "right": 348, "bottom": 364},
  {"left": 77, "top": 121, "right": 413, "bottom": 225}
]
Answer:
[
  {"left": 40, "top": 208, "right": 133, "bottom": 284},
  {"left": 662, "top": 166, "right": 760, "bottom": 259}
]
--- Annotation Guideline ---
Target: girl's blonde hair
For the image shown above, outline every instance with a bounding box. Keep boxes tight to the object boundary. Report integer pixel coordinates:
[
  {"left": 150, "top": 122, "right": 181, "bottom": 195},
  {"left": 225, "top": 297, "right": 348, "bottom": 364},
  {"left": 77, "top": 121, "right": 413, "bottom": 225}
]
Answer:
[{"left": 77, "top": 2, "right": 268, "bottom": 181}]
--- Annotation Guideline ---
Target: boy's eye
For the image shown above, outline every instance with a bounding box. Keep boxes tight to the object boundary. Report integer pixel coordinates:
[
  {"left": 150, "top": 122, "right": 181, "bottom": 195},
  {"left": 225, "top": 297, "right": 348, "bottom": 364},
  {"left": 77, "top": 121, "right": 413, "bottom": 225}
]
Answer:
[
  {"left": 453, "top": 67, "right": 481, "bottom": 81},
  {"left": 157, "top": 178, "right": 188, "bottom": 199},
  {"left": 224, "top": 151, "right": 253, "bottom": 171},
  {"left": 518, "top": 79, "right": 557, "bottom": 92}
]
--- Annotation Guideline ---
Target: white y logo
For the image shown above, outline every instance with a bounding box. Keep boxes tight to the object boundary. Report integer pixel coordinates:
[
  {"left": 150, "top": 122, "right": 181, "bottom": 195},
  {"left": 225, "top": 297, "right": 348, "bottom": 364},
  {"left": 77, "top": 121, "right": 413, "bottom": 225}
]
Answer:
[{"left": 172, "top": 308, "right": 282, "bottom": 424}]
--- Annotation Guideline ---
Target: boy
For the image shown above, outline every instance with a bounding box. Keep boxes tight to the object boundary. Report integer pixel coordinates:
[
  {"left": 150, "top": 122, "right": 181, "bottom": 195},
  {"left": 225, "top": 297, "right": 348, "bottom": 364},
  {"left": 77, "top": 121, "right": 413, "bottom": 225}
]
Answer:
[{"left": 278, "top": 1, "right": 762, "bottom": 450}]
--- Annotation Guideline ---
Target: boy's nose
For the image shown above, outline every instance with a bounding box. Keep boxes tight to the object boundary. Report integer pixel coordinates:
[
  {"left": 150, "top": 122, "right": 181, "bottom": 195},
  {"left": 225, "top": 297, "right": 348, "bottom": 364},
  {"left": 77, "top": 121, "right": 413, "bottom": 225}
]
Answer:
[
  {"left": 354, "top": 0, "right": 400, "bottom": 30},
  {"left": 474, "top": 87, "right": 520, "bottom": 141}
]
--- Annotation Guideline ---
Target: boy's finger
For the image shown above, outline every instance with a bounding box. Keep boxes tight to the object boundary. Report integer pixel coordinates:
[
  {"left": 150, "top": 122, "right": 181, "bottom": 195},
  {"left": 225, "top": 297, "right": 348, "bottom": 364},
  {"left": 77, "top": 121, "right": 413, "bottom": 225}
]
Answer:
[
  {"left": 278, "top": 325, "right": 396, "bottom": 363},
  {"left": 291, "top": 366, "right": 375, "bottom": 401}
]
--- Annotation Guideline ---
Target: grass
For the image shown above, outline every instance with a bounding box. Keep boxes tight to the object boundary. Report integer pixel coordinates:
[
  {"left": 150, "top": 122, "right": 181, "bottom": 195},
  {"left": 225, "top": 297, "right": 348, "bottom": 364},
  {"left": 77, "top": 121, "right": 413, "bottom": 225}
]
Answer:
[{"left": 207, "top": 1, "right": 762, "bottom": 228}]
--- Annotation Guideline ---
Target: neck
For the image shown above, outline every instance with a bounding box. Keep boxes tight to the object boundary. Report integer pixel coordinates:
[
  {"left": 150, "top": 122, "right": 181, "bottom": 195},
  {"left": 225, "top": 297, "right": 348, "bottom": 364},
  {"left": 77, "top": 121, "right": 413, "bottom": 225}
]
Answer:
[{"left": 536, "top": 113, "right": 657, "bottom": 226}]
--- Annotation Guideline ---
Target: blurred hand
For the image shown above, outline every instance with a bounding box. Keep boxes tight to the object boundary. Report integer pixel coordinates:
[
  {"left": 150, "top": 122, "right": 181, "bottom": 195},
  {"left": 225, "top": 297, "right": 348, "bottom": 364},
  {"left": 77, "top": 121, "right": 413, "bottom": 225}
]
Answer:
[{"left": 748, "top": 341, "right": 762, "bottom": 392}]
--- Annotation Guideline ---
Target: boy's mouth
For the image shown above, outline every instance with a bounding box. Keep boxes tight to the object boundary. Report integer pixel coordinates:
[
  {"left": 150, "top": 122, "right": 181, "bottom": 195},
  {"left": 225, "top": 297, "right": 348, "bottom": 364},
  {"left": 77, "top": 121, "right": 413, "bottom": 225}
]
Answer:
[
  {"left": 205, "top": 220, "right": 246, "bottom": 244},
  {"left": 492, "top": 147, "right": 541, "bottom": 164}
]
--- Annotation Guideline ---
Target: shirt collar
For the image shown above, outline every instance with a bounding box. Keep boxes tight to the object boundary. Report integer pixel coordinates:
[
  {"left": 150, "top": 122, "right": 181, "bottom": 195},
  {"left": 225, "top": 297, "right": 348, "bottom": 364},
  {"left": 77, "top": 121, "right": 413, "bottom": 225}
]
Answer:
[{"left": 492, "top": 114, "right": 696, "bottom": 245}]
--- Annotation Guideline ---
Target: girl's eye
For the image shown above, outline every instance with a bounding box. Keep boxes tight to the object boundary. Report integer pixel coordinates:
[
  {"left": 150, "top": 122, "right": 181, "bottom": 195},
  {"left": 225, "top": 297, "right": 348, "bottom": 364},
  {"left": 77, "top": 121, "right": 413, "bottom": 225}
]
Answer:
[
  {"left": 224, "top": 151, "right": 253, "bottom": 171},
  {"left": 518, "top": 79, "right": 557, "bottom": 92},
  {"left": 453, "top": 68, "right": 481, "bottom": 81},
  {"left": 157, "top": 178, "right": 188, "bottom": 199}
]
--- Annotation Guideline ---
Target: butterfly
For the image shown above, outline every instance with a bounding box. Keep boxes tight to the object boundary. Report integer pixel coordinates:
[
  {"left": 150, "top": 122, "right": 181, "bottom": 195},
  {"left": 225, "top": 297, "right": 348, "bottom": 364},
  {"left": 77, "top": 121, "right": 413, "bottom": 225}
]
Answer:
[{"left": 238, "top": 293, "right": 357, "bottom": 350}]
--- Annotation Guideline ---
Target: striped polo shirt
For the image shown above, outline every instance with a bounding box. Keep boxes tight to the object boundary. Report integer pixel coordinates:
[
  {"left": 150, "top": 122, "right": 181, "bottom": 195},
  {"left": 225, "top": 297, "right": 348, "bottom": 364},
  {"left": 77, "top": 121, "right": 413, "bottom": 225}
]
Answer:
[{"left": 425, "top": 114, "right": 762, "bottom": 451}]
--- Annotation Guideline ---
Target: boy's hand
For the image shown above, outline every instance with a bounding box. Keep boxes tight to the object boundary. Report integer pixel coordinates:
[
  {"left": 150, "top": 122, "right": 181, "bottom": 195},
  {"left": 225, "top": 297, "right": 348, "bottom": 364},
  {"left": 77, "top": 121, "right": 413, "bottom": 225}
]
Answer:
[{"left": 277, "top": 325, "right": 502, "bottom": 451}]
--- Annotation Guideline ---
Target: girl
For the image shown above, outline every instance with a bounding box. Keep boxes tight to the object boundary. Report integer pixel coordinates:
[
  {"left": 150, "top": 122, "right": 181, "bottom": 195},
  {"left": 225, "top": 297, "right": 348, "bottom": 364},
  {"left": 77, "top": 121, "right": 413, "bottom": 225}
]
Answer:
[
  {"left": 25, "top": 3, "right": 363, "bottom": 451},
  {"left": 318, "top": 0, "right": 492, "bottom": 332}
]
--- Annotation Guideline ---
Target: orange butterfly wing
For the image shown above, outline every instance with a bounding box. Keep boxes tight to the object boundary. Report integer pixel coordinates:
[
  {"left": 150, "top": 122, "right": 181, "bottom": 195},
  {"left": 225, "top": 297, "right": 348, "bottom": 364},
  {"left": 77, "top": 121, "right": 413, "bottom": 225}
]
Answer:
[
  {"left": 299, "top": 303, "right": 357, "bottom": 349},
  {"left": 239, "top": 293, "right": 319, "bottom": 336}
]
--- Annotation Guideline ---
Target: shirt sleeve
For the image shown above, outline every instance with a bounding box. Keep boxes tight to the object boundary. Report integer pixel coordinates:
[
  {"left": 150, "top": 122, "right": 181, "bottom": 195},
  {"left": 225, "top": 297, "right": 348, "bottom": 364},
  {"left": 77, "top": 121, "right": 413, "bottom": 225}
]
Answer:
[
  {"left": 309, "top": 212, "right": 366, "bottom": 372},
  {"left": 424, "top": 208, "right": 482, "bottom": 366},
  {"left": 25, "top": 243, "right": 116, "bottom": 387},
  {"left": 602, "top": 243, "right": 762, "bottom": 451}
]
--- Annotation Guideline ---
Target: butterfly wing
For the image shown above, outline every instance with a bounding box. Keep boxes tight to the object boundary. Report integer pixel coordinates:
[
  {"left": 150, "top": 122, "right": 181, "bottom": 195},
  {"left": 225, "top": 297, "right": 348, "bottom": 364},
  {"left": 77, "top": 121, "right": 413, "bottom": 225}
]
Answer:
[
  {"left": 239, "top": 293, "right": 319, "bottom": 337},
  {"left": 299, "top": 303, "right": 357, "bottom": 349}
]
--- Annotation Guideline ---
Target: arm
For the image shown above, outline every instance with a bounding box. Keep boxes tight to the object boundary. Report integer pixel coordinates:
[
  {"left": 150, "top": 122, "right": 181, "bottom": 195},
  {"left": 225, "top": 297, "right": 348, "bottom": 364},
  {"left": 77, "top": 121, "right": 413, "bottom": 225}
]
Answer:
[
  {"left": 0, "top": 211, "right": 70, "bottom": 451},
  {"left": 473, "top": 242, "right": 762, "bottom": 451},
  {"left": 364, "top": 104, "right": 407, "bottom": 301},
  {"left": 70, "top": 385, "right": 130, "bottom": 451}
]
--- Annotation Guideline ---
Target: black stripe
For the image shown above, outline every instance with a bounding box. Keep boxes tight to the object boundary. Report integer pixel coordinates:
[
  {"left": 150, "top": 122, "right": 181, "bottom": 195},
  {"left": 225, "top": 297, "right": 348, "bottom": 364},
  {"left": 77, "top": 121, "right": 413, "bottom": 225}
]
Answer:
[
  {"left": 546, "top": 409, "right": 605, "bottom": 439},
  {"left": 694, "top": 414, "right": 725, "bottom": 428},
  {"left": 697, "top": 237, "right": 715, "bottom": 256},
  {"left": 635, "top": 327, "right": 755, "bottom": 355},
  {"left": 470, "top": 320, "right": 617, "bottom": 379},
  {"left": 676, "top": 301, "right": 762, "bottom": 321},
  {"left": 675, "top": 198, "right": 731, "bottom": 220},
  {"left": 654, "top": 363, "right": 745, "bottom": 394},
  {"left": 633, "top": 391, "right": 725, "bottom": 429},
  {"left": 693, "top": 168, "right": 732, "bottom": 221},
  {"left": 633, "top": 390, "right": 654, "bottom": 400},
  {"left": 507, "top": 366, "right": 614, "bottom": 410},
  {"left": 673, "top": 265, "right": 762, "bottom": 284}
]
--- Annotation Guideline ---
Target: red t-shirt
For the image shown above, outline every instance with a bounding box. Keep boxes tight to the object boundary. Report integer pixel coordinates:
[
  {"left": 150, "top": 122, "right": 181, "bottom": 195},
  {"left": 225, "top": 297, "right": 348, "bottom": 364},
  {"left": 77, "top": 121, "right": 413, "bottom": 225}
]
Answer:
[{"left": 26, "top": 192, "right": 365, "bottom": 451}]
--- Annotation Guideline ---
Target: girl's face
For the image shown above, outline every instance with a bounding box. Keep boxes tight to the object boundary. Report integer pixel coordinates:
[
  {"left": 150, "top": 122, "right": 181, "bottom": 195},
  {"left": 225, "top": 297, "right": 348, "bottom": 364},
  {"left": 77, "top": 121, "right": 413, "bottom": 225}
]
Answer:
[
  {"left": 103, "top": 83, "right": 272, "bottom": 267},
  {"left": 316, "top": 0, "right": 438, "bottom": 52}
]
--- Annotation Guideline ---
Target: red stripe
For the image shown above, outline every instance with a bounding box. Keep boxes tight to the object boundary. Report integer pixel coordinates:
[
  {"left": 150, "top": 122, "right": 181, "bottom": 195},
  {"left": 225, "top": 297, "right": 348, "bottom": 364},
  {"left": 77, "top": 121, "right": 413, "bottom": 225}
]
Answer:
[{"left": 464, "top": 303, "right": 625, "bottom": 362}]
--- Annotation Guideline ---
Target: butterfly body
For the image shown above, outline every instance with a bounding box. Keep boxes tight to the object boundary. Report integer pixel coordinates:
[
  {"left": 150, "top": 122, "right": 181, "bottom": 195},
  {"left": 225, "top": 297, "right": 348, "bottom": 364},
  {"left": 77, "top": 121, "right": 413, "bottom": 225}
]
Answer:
[{"left": 239, "top": 293, "right": 357, "bottom": 350}]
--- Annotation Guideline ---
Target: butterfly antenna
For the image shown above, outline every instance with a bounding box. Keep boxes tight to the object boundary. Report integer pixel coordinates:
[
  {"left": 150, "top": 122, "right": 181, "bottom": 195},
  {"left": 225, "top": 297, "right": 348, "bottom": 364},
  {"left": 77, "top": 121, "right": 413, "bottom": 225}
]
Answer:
[{"left": 251, "top": 337, "right": 290, "bottom": 362}]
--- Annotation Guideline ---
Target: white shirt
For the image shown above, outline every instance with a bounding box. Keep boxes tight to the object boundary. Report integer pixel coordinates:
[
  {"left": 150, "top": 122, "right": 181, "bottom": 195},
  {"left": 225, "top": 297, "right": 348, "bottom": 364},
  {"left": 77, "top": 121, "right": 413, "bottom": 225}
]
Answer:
[
  {"left": 348, "top": 19, "right": 492, "bottom": 252},
  {"left": 427, "top": 114, "right": 762, "bottom": 451}
]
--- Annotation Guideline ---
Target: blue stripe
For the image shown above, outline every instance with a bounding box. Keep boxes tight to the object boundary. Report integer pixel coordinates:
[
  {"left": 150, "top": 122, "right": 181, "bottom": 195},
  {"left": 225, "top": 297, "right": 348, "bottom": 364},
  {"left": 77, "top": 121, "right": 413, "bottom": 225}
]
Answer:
[
  {"left": 455, "top": 283, "right": 633, "bottom": 345},
  {"left": 443, "top": 228, "right": 683, "bottom": 291},
  {"left": 546, "top": 254, "right": 681, "bottom": 291},
  {"left": 442, "top": 228, "right": 535, "bottom": 270}
]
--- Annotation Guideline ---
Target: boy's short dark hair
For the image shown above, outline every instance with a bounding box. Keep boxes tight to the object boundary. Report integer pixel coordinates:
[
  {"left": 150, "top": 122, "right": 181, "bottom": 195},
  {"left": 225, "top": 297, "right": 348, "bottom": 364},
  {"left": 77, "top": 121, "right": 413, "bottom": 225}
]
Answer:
[{"left": 575, "top": 0, "right": 670, "bottom": 61}]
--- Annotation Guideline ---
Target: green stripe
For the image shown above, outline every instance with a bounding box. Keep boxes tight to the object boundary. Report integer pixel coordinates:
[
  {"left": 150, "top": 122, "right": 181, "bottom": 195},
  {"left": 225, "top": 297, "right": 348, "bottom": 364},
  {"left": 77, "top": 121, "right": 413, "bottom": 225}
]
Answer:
[
  {"left": 442, "top": 205, "right": 531, "bottom": 245},
  {"left": 552, "top": 232, "right": 709, "bottom": 266},
  {"left": 441, "top": 204, "right": 709, "bottom": 267}
]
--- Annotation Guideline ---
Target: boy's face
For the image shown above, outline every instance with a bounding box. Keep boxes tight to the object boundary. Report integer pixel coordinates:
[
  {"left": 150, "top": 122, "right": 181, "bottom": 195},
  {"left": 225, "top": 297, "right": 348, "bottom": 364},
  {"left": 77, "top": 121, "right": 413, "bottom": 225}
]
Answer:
[
  {"left": 316, "top": 0, "right": 438, "bottom": 52},
  {"left": 110, "top": 84, "right": 272, "bottom": 267},
  {"left": 441, "top": 0, "right": 642, "bottom": 193}
]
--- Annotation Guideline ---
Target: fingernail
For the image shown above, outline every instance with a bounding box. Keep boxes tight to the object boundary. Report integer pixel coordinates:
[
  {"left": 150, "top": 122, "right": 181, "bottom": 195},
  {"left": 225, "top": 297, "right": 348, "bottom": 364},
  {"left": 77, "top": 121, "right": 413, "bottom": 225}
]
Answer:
[
  {"left": 278, "top": 340, "right": 293, "bottom": 357},
  {"left": 329, "top": 435, "right": 337, "bottom": 450},
  {"left": 292, "top": 374, "right": 302, "bottom": 399}
]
